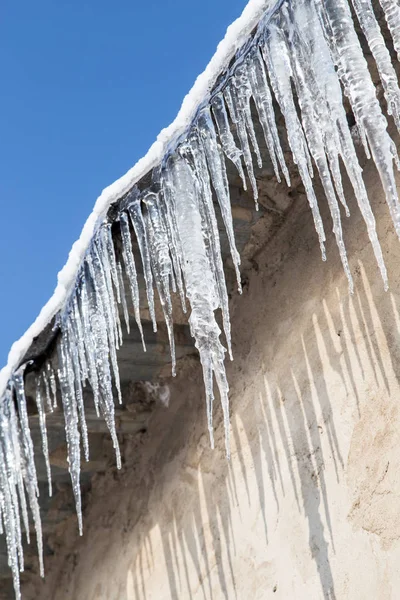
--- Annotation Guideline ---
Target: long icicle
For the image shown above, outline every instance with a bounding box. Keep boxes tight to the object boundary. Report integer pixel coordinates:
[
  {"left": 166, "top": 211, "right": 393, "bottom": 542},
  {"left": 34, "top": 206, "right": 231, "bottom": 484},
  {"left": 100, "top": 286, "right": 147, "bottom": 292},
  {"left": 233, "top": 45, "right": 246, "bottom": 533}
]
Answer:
[
  {"left": 35, "top": 377, "right": 52, "bottom": 497},
  {"left": 119, "top": 213, "right": 146, "bottom": 350},
  {"left": 3, "top": 3, "right": 400, "bottom": 596}
]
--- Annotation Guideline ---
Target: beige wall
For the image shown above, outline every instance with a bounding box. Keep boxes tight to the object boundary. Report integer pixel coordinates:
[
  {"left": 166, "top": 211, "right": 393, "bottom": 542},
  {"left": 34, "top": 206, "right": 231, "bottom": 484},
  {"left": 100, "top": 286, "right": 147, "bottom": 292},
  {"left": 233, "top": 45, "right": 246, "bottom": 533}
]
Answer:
[{"left": 25, "top": 143, "right": 400, "bottom": 600}]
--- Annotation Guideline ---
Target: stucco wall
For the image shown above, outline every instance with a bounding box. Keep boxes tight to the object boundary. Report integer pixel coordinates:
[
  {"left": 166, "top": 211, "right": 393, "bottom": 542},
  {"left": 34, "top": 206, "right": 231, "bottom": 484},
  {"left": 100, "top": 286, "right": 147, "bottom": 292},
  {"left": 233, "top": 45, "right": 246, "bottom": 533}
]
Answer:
[{"left": 23, "top": 135, "right": 400, "bottom": 600}]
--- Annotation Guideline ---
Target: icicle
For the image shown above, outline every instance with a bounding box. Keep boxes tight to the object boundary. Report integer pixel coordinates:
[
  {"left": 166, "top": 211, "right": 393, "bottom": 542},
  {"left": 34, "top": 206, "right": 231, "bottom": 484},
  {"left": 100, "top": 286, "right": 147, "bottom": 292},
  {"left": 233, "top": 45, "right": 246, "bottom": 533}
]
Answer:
[
  {"left": 99, "top": 229, "right": 124, "bottom": 349},
  {"left": 104, "top": 222, "right": 121, "bottom": 303},
  {"left": 261, "top": 24, "right": 327, "bottom": 260},
  {"left": 83, "top": 259, "right": 121, "bottom": 469},
  {"left": 277, "top": 4, "right": 354, "bottom": 291},
  {"left": 197, "top": 107, "right": 242, "bottom": 292},
  {"left": 187, "top": 131, "right": 233, "bottom": 360},
  {"left": 124, "top": 190, "right": 157, "bottom": 331},
  {"left": 42, "top": 368, "right": 54, "bottom": 413},
  {"left": 246, "top": 48, "right": 291, "bottom": 186},
  {"left": 157, "top": 177, "right": 187, "bottom": 313},
  {"left": 4, "top": 2, "right": 400, "bottom": 592},
  {"left": 98, "top": 225, "right": 122, "bottom": 351},
  {"left": 119, "top": 213, "right": 146, "bottom": 350},
  {"left": 224, "top": 77, "right": 260, "bottom": 205},
  {"left": 47, "top": 362, "right": 57, "bottom": 409},
  {"left": 288, "top": 0, "right": 388, "bottom": 286},
  {"left": 0, "top": 388, "right": 27, "bottom": 595},
  {"left": 13, "top": 370, "right": 44, "bottom": 577},
  {"left": 352, "top": 0, "right": 400, "bottom": 133},
  {"left": 57, "top": 337, "right": 83, "bottom": 535},
  {"left": 71, "top": 294, "right": 89, "bottom": 384},
  {"left": 211, "top": 92, "right": 247, "bottom": 188},
  {"left": 116, "top": 259, "right": 131, "bottom": 335},
  {"left": 0, "top": 438, "right": 21, "bottom": 600},
  {"left": 35, "top": 378, "right": 52, "bottom": 497},
  {"left": 8, "top": 393, "right": 29, "bottom": 551},
  {"left": 143, "top": 191, "right": 177, "bottom": 375},
  {"left": 115, "top": 299, "right": 123, "bottom": 348},
  {"left": 379, "top": 0, "right": 400, "bottom": 62},
  {"left": 64, "top": 322, "right": 90, "bottom": 461},
  {"left": 95, "top": 228, "right": 123, "bottom": 403},
  {"left": 234, "top": 63, "right": 264, "bottom": 170},
  {"left": 170, "top": 153, "right": 231, "bottom": 455},
  {"left": 78, "top": 281, "right": 101, "bottom": 417},
  {"left": 317, "top": 0, "right": 400, "bottom": 238},
  {"left": 13, "top": 373, "right": 37, "bottom": 493}
]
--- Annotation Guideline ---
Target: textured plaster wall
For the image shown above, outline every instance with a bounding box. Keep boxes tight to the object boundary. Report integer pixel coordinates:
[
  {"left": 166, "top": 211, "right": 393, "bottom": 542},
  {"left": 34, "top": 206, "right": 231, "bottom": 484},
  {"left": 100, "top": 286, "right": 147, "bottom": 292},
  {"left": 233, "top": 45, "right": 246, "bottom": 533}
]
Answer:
[{"left": 24, "top": 137, "right": 400, "bottom": 600}]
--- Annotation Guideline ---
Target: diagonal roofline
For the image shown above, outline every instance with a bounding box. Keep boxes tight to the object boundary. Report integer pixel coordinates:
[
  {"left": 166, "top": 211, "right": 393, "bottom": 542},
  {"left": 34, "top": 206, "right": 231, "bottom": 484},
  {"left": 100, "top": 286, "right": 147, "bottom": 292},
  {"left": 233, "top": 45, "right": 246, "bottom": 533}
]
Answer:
[{"left": 0, "top": 0, "right": 278, "bottom": 397}]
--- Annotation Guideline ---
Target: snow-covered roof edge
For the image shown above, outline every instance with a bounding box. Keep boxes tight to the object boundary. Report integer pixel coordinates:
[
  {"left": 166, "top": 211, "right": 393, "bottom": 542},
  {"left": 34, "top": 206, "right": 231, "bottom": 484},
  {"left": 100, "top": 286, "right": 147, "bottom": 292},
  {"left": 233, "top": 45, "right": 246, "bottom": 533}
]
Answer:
[{"left": 0, "top": 0, "right": 275, "bottom": 397}]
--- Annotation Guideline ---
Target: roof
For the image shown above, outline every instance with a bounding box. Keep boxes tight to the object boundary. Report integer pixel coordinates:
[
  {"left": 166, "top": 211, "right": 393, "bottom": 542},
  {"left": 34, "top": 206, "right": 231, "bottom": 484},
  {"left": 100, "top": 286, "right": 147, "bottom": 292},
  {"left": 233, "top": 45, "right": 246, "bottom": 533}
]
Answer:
[
  {"left": 0, "top": 0, "right": 279, "bottom": 397},
  {"left": 2, "top": 0, "right": 400, "bottom": 597}
]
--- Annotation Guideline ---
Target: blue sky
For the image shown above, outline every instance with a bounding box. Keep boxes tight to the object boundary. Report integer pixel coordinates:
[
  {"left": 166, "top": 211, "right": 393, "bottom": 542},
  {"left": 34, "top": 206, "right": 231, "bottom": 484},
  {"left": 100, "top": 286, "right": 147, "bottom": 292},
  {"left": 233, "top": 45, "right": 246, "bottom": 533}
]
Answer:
[{"left": 0, "top": 0, "right": 246, "bottom": 366}]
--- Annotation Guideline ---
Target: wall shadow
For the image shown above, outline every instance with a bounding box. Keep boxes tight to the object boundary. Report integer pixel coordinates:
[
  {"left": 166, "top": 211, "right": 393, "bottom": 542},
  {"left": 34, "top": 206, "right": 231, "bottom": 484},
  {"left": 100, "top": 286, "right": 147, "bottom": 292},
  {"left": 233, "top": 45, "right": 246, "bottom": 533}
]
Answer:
[
  {"left": 26, "top": 241, "right": 400, "bottom": 600},
  {"left": 112, "top": 250, "right": 400, "bottom": 600}
]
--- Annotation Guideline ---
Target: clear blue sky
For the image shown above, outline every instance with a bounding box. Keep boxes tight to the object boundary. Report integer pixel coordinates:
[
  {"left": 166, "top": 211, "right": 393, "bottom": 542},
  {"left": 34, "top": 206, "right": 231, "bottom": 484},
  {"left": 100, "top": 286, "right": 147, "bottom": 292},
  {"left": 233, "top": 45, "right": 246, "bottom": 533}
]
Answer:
[{"left": 0, "top": 0, "right": 246, "bottom": 366}]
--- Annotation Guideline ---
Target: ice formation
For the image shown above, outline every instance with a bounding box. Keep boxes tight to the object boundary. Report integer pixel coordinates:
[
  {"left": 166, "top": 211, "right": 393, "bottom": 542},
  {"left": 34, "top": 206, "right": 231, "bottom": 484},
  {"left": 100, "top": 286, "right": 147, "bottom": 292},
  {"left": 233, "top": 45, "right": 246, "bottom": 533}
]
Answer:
[{"left": 1, "top": 0, "right": 400, "bottom": 596}]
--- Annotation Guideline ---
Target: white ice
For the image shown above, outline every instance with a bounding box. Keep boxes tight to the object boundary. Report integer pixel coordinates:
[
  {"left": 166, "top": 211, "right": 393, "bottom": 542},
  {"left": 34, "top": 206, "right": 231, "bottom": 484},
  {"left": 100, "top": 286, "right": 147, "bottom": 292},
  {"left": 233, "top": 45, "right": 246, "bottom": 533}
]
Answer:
[{"left": 2, "top": 1, "right": 400, "bottom": 598}]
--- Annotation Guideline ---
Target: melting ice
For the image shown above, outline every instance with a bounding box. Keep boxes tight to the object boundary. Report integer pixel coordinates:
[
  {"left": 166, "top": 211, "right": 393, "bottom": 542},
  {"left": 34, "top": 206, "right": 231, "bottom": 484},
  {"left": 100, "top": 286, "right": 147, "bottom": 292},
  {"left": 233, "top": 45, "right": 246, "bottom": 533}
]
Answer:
[{"left": 1, "top": 0, "right": 400, "bottom": 596}]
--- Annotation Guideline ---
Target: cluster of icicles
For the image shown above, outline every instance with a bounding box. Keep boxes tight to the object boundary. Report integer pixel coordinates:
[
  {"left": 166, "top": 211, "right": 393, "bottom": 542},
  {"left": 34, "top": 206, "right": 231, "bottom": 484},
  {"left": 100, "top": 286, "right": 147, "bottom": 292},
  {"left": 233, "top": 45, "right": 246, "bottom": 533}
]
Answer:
[{"left": 2, "top": 0, "right": 400, "bottom": 596}]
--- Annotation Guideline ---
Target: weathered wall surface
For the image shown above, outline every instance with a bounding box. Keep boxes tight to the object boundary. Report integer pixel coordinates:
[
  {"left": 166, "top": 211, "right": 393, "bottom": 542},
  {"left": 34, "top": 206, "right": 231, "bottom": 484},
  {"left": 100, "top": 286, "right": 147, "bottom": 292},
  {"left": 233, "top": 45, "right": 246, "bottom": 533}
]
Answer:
[{"left": 22, "top": 136, "right": 400, "bottom": 600}]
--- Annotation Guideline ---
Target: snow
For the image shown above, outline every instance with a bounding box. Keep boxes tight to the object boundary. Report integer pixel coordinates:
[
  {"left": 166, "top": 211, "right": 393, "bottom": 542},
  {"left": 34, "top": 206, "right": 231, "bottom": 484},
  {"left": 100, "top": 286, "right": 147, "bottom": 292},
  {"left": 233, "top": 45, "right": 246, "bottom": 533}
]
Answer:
[
  {"left": 0, "top": 0, "right": 276, "bottom": 400},
  {"left": 2, "top": 0, "right": 400, "bottom": 597}
]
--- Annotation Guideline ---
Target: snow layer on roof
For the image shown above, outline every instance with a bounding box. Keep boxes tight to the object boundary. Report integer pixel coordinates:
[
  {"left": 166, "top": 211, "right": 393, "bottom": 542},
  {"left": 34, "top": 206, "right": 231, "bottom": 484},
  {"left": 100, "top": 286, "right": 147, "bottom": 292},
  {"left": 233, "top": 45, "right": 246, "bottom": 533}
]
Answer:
[{"left": 0, "top": 0, "right": 277, "bottom": 397}]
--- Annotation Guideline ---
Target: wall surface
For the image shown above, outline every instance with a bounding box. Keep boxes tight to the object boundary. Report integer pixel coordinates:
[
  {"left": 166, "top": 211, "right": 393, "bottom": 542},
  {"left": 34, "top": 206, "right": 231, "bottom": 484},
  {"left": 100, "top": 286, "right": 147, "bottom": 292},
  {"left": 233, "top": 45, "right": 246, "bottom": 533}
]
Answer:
[{"left": 21, "top": 132, "right": 400, "bottom": 600}]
